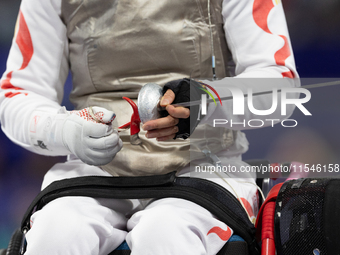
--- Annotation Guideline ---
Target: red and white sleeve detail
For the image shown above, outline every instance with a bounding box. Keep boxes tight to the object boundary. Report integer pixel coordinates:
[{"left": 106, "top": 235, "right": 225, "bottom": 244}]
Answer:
[
  {"left": 200, "top": 0, "right": 299, "bottom": 129},
  {"left": 1, "top": 11, "right": 32, "bottom": 98},
  {"left": 222, "top": 0, "right": 298, "bottom": 79},
  {"left": 0, "top": 0, "right": 69, "bottom": 155}
]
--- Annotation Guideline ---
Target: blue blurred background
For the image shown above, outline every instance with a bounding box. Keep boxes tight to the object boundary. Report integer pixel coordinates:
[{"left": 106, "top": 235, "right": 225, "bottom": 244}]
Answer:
[{"left": 0, "top": 0, "right": 339, "bottom": 248}]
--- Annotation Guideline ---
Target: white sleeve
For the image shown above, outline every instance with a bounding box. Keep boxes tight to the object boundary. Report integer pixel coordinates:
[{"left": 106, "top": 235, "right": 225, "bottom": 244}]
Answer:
[
  {"left": 201, "top": 0, "right": 300, "bottom": 130},
  {"left": 0, "top": 0, "right": 69, "bottom": 153}
]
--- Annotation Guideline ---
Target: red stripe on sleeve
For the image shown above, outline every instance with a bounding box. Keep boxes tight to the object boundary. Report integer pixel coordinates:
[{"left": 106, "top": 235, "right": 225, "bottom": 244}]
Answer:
[
  {"left": 1, "top": 11, "right": 34, "bottom": 97},
  {"left": 281, "top": 71, "right": 294, "bottom": 78},
  {"left": 17, "top": 11, "right": 34, "bottom": 70},
  {"left": 252, "top": 0, "right": 274, "bottom": 34},
  {"left": 274, "top": 35, "right": 291, "bottom": 66},
  {"left": 252, "top": 0, "right": 294, "bottom": 78}
]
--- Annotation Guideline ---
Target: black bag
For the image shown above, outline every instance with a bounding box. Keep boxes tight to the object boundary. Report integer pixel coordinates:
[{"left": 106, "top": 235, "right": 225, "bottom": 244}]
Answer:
[{"left": 274, "top": 178, "right": 340, "bottom": 255}]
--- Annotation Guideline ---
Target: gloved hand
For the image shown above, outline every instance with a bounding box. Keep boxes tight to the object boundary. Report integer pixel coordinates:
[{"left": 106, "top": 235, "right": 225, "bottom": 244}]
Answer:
[
  {"left": 62, "top": 107, "right": 123, "bottom": 165},
  {"left": 29, "top": 106, "right": 123, "bottom": 166},
  {"left": 161, "top": 78, "right": 205, "bottom": 139},
  {"left": 142, "top": 78, "right": 205, "bottom": 141}
]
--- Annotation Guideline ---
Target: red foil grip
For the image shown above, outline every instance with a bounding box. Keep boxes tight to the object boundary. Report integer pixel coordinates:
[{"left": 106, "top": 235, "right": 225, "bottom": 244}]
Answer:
[{"left": 122, "top": 97, "right": 141, "bottom": 136}]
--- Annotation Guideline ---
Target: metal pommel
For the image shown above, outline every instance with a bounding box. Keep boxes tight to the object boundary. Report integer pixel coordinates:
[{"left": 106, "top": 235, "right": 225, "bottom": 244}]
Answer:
[{"left": 137, "top": 83, "right": 163, "bottom": 124}]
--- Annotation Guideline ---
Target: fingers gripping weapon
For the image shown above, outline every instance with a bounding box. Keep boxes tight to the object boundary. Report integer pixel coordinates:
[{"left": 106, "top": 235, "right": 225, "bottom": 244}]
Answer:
[{"left": 122, "top": 80, "right": 205, "bottom": 144}]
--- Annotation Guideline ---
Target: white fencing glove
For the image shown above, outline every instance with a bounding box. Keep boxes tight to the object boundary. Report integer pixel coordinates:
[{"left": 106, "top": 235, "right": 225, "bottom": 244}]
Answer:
[{"left": 29, "top": 106, "right": 123, "bottom": 166}]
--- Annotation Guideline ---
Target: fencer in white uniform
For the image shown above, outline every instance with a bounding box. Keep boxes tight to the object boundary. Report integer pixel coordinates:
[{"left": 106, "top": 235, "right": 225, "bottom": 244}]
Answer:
[{"left": 0, "top": 0, "right": 298, "bottom": 254}]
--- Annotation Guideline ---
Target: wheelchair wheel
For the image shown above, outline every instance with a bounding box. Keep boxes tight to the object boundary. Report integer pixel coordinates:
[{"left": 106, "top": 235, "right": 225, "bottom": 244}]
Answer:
[{"left": 6, "top": 229, "right": 23, "bottom": 255}]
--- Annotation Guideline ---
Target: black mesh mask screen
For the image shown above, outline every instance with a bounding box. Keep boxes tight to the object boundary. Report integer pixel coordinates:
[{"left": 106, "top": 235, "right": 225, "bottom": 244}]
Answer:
[{"left": 274, "top": 179, "right": 330, "bottom": 255}]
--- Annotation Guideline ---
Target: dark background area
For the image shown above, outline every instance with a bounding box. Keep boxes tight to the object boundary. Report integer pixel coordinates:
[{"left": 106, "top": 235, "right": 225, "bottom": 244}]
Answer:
[{"left": 0, "top": 0, "right": 339, "bottom": 247}]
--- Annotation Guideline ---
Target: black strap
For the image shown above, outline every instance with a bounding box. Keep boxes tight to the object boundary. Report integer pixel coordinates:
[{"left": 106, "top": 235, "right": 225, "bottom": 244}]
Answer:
[
  {"left": 21, "top": 172, "right": 259, "bottom": 255},
  {"left": 217, "top": 241, "right": 249, "bottom": 255},
  {"left": 109, "top": 250, "right": 131, "bottom": 255}
]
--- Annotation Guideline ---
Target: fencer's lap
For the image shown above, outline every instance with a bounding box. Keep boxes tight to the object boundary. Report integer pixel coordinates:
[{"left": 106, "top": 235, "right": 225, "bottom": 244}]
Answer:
[
  {"left": 126, "top": 197, "right": 231, "bottom": 255},
  {"left": 25, "top": 196, "right": 132, "bottom": 255},
  {"left": 24, "top": 196, "right": 231, "bottom": 255}
]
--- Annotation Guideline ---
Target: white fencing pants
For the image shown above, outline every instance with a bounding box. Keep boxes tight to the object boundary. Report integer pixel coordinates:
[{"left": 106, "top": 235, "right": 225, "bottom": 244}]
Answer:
[
  {"left": 25, "top": 157, "right": 258, "bottom": 255},
  {"left": 25, "top": 197, "right": 232, "bottom": 255}
]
